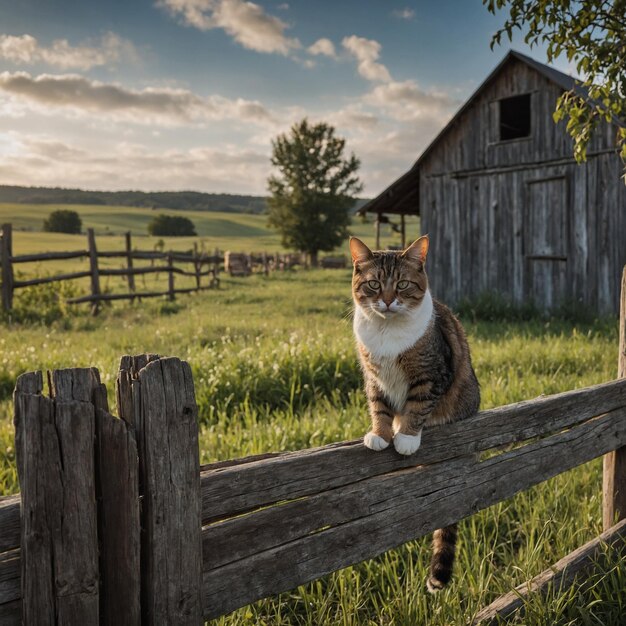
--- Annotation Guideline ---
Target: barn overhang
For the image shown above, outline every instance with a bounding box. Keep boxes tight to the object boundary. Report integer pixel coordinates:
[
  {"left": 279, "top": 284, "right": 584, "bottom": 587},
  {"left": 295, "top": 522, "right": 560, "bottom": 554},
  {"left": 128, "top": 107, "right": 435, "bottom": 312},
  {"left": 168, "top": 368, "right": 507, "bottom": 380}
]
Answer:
[{"left": 356, "top": 165, "right": 420, "bottom": 218}]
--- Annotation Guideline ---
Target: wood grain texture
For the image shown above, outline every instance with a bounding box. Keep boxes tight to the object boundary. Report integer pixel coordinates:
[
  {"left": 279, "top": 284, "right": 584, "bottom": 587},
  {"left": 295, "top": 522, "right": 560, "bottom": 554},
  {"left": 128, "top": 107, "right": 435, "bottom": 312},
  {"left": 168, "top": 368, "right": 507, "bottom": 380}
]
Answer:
[
  {"left": 138, "top": 357, "right": 203, "bottom": 625},
  {"left": 0, "top": 548, "right": 20, "bottom": 624},
  {"left": 200, "top": 379, "right": 626, "bottom": 523},
  {"left": 472, "top": 517, "right": 626, "bottom": 624},
  {"left": 603, "top": 266, "right": 626, "bottom": 530},
  {"left": 15, "top": 369, "right": 100, "bottom": 625},
  {"left": 95, "top": 408, "right": 140, "bottom": 626},
  {"left": 202, "top": 407, "right": 626, "bottom": 619},
  {"left": 0, "top": 497, "right": 20, "bottom": 555}
]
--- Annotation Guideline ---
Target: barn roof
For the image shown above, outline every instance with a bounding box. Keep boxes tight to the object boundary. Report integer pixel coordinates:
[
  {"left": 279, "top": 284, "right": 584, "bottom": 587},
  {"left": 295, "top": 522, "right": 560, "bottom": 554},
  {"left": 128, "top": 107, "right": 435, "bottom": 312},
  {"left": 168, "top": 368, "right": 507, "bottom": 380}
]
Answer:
[{"left": 357, "top": 50, "right": 581, "bottom": 217}]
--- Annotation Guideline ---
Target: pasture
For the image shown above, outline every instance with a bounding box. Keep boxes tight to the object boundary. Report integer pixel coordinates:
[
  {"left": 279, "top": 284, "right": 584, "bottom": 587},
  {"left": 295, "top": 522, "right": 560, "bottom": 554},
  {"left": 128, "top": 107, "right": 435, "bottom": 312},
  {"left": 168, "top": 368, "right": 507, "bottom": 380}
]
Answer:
[{"left": 0, "top": 242, "right": 623, "bottom": 624}]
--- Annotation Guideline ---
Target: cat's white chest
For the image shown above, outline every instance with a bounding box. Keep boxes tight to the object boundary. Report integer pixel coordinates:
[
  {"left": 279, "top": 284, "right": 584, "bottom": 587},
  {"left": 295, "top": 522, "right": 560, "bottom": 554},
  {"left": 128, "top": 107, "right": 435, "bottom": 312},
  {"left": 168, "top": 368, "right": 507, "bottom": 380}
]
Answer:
[
  {"left": 373, "top": 357, "right": 408, "bottom": 412},
  {"left": 353, "top": 290, "right": 434, "bottom": 412}
]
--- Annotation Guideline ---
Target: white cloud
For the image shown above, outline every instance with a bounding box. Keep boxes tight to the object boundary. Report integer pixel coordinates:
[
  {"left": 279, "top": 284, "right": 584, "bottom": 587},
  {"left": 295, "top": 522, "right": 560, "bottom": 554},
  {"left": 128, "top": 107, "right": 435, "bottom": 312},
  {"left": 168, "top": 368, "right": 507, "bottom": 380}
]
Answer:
[
  {"left": 364, "top": 79, "right": 458, "bottom": 122},
  {"left": 391, "top": 8, "right": 415, "bottom": 20},
  {"left": 307, "top": 38, "right": 336, "bottom": 58},
  {"left": 0, "top": 71, "right": 277, "bottom": 127},
  {"left": 158, "top": 0, "right": 300, "bottom": 55},
  {"left": 0, "top": 134, "right": 271, "bottom": 193},
  {"left": 342, "top": 35, "right": 391, "bottom": 83},
  {"left": 0, "top": 32, "right": 139, "bottom": 71}
]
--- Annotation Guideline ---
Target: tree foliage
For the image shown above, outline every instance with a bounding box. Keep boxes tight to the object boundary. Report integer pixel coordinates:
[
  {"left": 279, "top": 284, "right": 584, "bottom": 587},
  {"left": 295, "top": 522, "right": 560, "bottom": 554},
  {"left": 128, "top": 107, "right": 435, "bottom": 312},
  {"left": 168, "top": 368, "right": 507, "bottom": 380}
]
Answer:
[
  {"left": 267, "top": 119, "right": 363, "bottom": 264},
  {"left": 147, "top": 214, "right": 197, "bottom": 236},
  {"left": 43, "top": 209, "right": 82, "bottom": 234},
  {"left": 484, "top": 0, "right": 626, "bottom": 166}
]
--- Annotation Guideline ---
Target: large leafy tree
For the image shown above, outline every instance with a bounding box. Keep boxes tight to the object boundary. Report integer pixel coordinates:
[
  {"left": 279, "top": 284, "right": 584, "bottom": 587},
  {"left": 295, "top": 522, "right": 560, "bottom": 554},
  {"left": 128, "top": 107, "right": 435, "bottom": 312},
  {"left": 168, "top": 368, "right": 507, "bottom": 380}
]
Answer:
[
  {"left": 267, "top": 119, "right": 363, "bottom": 266},
  {"left": 485, "top": 0, "right": 626, "bottom": 169}
]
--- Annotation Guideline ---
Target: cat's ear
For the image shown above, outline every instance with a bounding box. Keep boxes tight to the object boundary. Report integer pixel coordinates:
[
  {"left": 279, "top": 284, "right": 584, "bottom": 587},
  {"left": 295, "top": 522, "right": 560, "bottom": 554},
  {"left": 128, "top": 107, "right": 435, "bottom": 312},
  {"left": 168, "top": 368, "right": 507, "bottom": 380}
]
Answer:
[
  {"left": 349, "top": 237, "right": 373, "bottom": 264},
  {"left": 402, "top": 235, "right": 429, "bottom": 266}
]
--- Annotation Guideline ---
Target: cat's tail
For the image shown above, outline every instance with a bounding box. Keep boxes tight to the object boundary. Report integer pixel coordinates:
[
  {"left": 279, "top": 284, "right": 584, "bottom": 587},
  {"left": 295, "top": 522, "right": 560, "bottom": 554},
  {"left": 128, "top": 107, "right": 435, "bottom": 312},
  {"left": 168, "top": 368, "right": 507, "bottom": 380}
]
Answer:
[{"left": 426, "top": 524, "right": 457, "bottom": 592}]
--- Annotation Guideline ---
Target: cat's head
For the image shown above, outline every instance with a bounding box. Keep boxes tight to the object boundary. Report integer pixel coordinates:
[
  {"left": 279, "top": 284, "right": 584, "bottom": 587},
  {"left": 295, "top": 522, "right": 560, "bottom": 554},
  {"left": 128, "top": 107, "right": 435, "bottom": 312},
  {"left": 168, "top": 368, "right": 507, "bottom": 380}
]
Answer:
[{"left": 349, "top": 236, "right": 429, "bottom": 319}]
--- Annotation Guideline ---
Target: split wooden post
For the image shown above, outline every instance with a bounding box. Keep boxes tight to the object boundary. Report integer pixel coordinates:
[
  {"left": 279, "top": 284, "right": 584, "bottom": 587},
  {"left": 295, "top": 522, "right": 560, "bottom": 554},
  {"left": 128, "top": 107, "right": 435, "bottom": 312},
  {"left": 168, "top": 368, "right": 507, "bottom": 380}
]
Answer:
[
  {"left": 603, "top": 265, "right": 626, "bottom": 530},
  {"left": 1, "top": 223, "right": 14, "bottom": 312},
  {"left": 167, "top": 254, "right": 175, "bottom": 301},
  {"left": 93, "top": 380, "right": 141, "bottom": 626},
  {"left": 400, "top": 213, "right": 406, "bottom": 248},
  {"left": 87, "top": 228, "right": 101, "bottom": 316},
  {"left": 117, "top": 355, "right": 203, "bottom": 625},
  {"left": 125, "top": 232, "right": 136, "bottom": 297},
  {"left": 15, "top": 368, "right": 100, "bottom": 625}
]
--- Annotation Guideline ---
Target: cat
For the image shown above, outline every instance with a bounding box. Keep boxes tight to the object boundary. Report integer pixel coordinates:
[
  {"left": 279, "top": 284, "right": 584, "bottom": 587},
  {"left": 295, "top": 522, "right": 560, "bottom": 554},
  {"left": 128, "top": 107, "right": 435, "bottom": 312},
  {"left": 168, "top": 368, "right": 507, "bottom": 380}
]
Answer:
[{"left": 349, "top": 234, "right": 480, "bottom": 592}]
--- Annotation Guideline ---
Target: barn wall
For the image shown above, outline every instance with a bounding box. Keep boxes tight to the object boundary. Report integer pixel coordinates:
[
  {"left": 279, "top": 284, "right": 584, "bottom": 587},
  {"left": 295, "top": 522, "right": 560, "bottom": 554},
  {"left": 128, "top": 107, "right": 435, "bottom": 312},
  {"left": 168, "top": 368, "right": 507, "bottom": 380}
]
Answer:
[
  {"left": 421, "top": 156, "right": 626, "bottom": 315},
  {"left": 419, "top": 58, "right": 626, "bottom": 315}
]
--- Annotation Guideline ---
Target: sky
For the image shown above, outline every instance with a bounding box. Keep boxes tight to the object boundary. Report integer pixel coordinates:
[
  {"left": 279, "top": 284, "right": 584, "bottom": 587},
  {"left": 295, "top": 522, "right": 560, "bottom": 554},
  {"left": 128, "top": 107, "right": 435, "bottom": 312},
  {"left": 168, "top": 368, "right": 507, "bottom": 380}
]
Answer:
[{"left": 0, "top": 0, "right": 574, "bottom": 197}]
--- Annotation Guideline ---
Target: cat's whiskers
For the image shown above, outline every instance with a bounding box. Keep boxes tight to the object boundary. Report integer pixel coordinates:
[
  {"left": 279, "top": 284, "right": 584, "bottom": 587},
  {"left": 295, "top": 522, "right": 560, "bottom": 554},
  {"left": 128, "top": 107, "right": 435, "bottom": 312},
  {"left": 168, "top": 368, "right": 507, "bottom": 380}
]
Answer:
[{"left": 368, "top": 303, "right": 387, "bottom": 319}]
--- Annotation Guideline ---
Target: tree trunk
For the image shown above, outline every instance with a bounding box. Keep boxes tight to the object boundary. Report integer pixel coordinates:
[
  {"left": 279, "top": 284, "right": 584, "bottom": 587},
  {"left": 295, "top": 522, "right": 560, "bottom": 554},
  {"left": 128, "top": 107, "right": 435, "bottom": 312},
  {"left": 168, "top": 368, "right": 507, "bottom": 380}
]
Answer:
[{"left": 309, "top": 251, "right": 318, "bottom": 268}]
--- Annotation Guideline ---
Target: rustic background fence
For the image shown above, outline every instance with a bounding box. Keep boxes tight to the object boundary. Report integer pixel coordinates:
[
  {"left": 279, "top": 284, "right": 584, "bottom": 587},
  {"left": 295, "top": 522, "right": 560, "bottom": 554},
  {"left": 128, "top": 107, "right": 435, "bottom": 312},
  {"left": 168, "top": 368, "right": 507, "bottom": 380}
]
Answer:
[
  {"left": 0, "top": 268, "right": 624, "bottom": 624},
  {"left": 0, "top": 223, "right": 321, "bottom": 315}
]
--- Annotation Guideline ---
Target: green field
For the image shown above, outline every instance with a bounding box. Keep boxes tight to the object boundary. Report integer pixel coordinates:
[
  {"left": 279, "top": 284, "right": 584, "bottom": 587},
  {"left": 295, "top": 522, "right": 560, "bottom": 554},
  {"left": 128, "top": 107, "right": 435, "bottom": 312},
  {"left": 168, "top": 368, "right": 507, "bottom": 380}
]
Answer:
[
  {"left": 1, "top": 202, "right": 418, "bottom": 302},
  {"left": 1, "top": 201, "right": 419, "bottom": 256},
  {"left": 0, "top": 230, "right": 624, "bottom": 625}
]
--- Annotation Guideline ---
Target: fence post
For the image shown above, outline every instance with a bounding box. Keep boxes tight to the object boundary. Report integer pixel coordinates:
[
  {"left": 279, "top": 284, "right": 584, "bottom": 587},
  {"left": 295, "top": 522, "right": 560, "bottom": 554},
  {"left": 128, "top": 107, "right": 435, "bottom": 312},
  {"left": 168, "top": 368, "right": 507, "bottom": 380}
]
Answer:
[
  {"left": 193, "top": 243, "right": 201, "bottom": 290},
  {"left": 263, "top": 251, "right": 269, "bottom": 276},
  {"left": 117, "top": 355, "right": 203, "bottom": 624},
  {"left": 603, "top": 265, "right": 626, "bottom": 530},
  {"left": 167, "top": 254, "right": 175, "bottom": 301},
  {"left": 15, "top": 368, "right": 100, "bottom": 624},
  {"left": 125, "top": 232, "right": 136, "bottom": 297},
  {"left": 1, "top": 223, "right": 14, "bottom": 313},
  {"left": 213, "top": 247, "right": 220, "bottom": 280},
  {"left": 87, "top": 228, "right": 101, "bottom": 316}
]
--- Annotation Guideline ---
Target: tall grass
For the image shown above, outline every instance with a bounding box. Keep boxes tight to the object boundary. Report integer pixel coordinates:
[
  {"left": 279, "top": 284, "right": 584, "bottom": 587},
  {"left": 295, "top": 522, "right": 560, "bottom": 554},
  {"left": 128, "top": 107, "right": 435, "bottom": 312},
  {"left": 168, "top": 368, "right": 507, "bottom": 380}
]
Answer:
[{"left": 0, "top": 269, "right": 623, "bottom": 624}]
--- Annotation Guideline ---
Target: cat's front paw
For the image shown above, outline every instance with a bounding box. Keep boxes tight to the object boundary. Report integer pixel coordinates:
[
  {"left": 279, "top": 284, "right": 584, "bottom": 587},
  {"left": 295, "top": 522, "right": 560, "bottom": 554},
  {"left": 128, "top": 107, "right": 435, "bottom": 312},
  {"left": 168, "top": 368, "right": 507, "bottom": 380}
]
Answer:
[
  {"left": 393, "top": 430, "right": 422, "bottom": 456},
  {"left": 363, "top": 432, "right": 390, "bottom": 451}
]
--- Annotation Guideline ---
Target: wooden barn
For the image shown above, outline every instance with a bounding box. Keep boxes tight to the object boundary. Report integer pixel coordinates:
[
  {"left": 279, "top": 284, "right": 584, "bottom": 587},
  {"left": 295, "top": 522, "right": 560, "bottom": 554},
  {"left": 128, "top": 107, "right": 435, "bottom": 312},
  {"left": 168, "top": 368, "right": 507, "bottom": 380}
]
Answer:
[{"left": 360, "top": 50, "right": 626, "bottom": 314}]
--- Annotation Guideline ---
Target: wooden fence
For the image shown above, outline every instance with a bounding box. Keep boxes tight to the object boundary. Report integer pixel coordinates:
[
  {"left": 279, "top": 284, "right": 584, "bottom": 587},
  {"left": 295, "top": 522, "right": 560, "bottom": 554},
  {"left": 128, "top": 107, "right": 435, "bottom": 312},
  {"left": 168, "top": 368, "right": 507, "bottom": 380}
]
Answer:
[
  {"left": 0, "top": 224, "right": 221, "bottom": 315},
  {"left": 0, "top": 224, "right": 316, "bottom": 315},
  {"left": 0, "top": 269, "right": 624, "bottom": 624}
]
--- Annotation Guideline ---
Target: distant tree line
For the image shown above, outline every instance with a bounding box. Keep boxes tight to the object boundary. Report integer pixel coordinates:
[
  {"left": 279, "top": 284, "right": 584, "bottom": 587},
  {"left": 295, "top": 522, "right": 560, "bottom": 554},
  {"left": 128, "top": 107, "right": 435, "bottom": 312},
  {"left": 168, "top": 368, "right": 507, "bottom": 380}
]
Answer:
[
  {"left": 0, "top": 185, "right": 370, "bottom": 216},
  {"left": 0, "top": 185, "right": 268, "bottom": 214}
]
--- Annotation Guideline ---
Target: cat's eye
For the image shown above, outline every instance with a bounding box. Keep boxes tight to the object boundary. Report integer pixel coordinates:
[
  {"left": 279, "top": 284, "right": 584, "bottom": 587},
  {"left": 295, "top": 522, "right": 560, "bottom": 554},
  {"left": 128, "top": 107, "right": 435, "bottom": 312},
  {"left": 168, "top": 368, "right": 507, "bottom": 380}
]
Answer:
[
  {"left": 397, "top": 280, "right": 410, "bottom": 289},
  {"left": 367, "top": 280, "right": 380, "bottom": 290}
]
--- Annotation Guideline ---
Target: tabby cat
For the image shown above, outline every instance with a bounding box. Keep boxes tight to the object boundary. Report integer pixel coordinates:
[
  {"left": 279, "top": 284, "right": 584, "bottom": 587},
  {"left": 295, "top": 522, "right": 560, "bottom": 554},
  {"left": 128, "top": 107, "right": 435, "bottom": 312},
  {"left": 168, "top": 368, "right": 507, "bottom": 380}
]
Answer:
[{"left": 350, "top": 234, "right": 480, "bottom": 591}]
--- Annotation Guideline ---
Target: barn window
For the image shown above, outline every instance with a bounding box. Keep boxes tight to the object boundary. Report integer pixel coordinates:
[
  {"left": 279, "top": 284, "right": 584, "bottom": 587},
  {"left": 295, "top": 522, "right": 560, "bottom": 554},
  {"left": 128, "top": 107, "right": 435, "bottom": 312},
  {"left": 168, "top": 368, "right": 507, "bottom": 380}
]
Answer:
[{"left": 499, "top": 94, "right": 531, "bottom": 140}]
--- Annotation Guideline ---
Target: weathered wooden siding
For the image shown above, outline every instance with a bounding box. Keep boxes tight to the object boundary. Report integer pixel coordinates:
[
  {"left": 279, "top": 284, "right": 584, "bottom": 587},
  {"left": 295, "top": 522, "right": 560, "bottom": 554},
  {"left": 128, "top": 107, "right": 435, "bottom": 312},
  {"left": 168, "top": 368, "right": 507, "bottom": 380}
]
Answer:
[{"left": 419, "top": 57, "right": 626, "bottom": 314}]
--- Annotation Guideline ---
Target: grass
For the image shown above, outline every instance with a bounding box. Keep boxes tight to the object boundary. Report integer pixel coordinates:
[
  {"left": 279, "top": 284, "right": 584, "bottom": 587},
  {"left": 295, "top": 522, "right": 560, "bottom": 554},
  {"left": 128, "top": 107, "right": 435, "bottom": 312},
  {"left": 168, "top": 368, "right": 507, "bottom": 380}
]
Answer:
[
  {"left": 0, "top": 263, "right": 623, "bottom": 624},
  {"left": 1, "top": 201, "right": 419, "bottom": 261},
  {"left": 1, "top": 203, "right": 418, "bottom": 303}
]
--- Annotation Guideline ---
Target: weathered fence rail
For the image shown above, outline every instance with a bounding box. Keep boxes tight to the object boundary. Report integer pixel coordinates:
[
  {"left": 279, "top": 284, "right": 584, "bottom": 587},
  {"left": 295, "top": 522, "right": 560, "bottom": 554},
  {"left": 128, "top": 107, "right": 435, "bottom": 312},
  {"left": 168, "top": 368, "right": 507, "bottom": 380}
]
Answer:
[{"left": 0, "top": 267, "right": 624, "bottom": 624}]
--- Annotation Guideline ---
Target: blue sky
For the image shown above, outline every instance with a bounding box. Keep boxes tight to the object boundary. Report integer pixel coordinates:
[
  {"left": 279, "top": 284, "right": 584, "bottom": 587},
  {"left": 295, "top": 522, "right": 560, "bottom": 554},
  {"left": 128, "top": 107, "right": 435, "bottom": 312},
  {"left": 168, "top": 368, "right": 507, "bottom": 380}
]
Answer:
[{"left": 0, "top": 0, "right": 573, "bottom": 195}]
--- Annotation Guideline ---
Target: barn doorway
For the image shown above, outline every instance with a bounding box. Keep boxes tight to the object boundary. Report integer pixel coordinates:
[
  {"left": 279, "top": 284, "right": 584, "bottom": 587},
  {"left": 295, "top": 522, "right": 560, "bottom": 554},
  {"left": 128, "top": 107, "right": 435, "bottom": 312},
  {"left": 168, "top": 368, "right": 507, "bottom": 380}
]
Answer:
[{"left": 524, "top": 176, "right": 569, "bottom": 309}]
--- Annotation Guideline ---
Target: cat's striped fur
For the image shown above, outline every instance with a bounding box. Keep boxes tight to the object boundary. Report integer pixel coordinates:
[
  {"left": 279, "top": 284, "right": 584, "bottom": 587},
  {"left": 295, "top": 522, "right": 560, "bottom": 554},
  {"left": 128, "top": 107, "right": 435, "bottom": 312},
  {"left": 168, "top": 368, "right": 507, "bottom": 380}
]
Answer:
[{"left": 350, "top": 235, "right": 480, "bottom": 592}]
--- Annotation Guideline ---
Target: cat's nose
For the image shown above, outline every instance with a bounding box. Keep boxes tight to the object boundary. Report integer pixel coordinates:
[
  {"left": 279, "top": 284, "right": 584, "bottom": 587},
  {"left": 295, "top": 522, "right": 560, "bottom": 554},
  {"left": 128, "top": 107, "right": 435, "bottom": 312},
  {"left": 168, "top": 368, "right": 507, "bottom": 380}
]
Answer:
[{"left": 382, "top": 295, "right": 394, "bottom": 307}]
